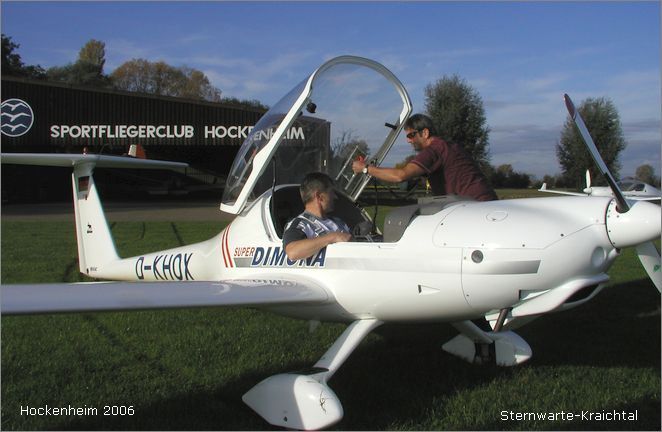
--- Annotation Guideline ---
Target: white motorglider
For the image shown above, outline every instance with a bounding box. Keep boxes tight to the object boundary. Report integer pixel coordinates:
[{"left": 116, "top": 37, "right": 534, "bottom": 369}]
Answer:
[
  {"left": 2, "top": 56, "right": 660, "bottom": 430},
  {"left": 540, "top": 170, "right": 662, "bottom": 202}
]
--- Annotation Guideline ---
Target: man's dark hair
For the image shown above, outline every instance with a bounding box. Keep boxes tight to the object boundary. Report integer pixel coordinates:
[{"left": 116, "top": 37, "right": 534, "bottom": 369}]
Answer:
[
  {"left": 404, "top": 113, "right": 437, "bottom": 136},
  {"left": 300, "top": 172, "right": 334, "bottom": 203}
]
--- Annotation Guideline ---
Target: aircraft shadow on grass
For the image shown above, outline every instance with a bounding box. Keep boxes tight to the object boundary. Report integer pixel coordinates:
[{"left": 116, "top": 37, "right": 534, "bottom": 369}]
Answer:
[{"left": 45, "top": 280, "right": 659, "bottom": 431}]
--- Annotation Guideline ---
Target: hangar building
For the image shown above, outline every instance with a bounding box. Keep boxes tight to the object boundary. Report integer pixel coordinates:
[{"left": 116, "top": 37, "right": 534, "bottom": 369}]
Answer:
[{"left": 1, "top": 77, "right": 268, "bottom": 202}]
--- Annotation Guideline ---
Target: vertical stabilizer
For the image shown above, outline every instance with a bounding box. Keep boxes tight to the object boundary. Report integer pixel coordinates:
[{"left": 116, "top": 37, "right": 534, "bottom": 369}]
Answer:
[
  {"left": 1, "top": 152, "right": 187, "bottom": 277},
  {"left": 72, "top": 163, "right": 119, "bottom": 275}
]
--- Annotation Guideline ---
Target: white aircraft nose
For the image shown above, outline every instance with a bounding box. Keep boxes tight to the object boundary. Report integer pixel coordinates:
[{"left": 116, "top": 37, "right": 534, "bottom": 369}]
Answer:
[{"left": 606, "top": 199, "right": 661, "bottom": 248}]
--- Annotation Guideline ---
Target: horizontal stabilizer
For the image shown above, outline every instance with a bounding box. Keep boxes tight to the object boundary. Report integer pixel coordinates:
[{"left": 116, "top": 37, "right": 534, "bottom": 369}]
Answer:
[
  {"left": 1, "top": 278, "right": 330, "bottom": 315},
  {"left": 1, "top": 153, "right": 188, "bottom": 170}
]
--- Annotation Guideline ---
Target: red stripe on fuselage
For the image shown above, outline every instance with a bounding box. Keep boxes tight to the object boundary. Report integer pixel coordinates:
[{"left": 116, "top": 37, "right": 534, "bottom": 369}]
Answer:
[
  {"left": 221, "top": 227, "right": 230, "bottom": 268},
  {"left": 222, "top": 225, "right": 234, "bottom": 268}
]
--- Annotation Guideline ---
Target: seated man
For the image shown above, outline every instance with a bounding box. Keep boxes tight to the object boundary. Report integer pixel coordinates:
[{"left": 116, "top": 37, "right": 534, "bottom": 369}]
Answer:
[{"left": 283, "top": 172, "right": 352, "bottom": 261}]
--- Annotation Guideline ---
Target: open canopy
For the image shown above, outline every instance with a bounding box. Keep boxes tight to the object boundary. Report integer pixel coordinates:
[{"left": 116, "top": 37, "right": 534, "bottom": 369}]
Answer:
[{"left": 220, "top": 56, "right": 412, "bottom": 215}]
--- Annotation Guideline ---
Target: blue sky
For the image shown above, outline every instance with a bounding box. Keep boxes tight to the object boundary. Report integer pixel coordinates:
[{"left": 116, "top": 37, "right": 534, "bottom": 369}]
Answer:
[{"left": 2, "top": 1, "right": 660, "bottom": 179}]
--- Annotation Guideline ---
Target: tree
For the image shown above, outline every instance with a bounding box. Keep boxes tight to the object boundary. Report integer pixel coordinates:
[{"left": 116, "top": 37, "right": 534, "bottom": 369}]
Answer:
[
  {"left": 2, "top": 34, "right": 22, "bottom": 73},
  {"left": 556, "top": 97, "right": 625, "bottom": 189},
  {"left": 635, "top": 164, "right": 660, "bottom": 186},
  {"left": 542, "top": 174, "right": 556, "bottom": 188},
  {"left": 109, "top": 58, "right": 152, "bottom": 93},
  {"left": 46, "top": 39, "right": 109, "bottom": 87},
  {"left": 329, "top": 130, "right": 369, "bottom": 173},
  {"left": 181, "top": 67, "right": 222, "bottom": 102},
  {"left": 151, "top": 61, "right": 186, "bottom": 96},
  {"left": 490, "top": 164, "right": 513, "bottom": 188},
  {"left": 47, "top": 62, "right": 110, "bottom": 87},
  {"left": 490, "top": 164, "right": 531, "bottom": 188},
  {"left": 220, "top": 97, "right": 268, "bottom": 111},
  {"left": 111, "top": 58, "right": 222, "bottom": 103},
  {"left": 424, "top": 74, "right": 491, "bottom": 172},
  {"left": 1, "top": 34, "right": 45, "bottom": 79},
  {"left": 78, "top": 39, "right": 106, "bottom": 70}
]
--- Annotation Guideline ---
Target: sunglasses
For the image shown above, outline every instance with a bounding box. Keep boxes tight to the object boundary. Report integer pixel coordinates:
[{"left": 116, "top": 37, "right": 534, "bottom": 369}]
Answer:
[{"left": 406, "top": 130, "right": 420, "bottom": 139}]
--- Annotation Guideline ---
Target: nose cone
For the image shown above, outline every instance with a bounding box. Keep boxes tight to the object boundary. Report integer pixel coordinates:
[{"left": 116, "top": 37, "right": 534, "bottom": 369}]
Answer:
[{"left": 606, "top": 200, "right": 661, "bottom": 248}]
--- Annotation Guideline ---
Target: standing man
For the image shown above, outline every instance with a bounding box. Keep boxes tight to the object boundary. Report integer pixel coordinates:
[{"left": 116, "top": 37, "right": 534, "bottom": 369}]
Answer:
[
  {"left": 283, "top": 172, "right": 352, "bottom": 261},
  {"left": 352, "top": 113, "right": 497, "bottom": 201}
]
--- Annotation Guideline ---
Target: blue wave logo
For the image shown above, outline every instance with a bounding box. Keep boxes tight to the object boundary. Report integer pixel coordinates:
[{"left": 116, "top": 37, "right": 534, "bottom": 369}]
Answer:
[{"left": 1, "top": 98, "right": 34, "bottom": 137}]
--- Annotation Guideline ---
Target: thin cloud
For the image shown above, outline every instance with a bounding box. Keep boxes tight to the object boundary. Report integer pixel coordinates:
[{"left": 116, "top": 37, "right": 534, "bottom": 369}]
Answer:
[{"left": 521, "top": 73, "right": 570, "bottom": 92}]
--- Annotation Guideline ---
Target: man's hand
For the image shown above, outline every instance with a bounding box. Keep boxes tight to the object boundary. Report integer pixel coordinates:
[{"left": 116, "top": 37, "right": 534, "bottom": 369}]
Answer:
[
  {"left": 351, "top": 159, "right": 366, "bottom": 174},
  {"left": 327, "top": 231, "right": 352, "bottom": 244}
]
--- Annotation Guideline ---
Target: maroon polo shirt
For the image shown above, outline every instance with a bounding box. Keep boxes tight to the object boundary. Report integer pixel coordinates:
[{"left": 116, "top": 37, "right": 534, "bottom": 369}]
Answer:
[{"left": 410, "top": 137, "right": 497, "bottom": 201}]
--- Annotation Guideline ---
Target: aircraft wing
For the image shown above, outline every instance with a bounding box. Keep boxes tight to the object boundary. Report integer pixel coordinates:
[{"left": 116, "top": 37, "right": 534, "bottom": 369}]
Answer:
[
  {"left": 538, "top": 183, "right": 586, "bottom": 197},
  {"left": 1, "top": 152, "right": 188, "bottom": 170},
  {"left": 629, "top": 196, "right": 661, "bottom": 202},
  {"left": 1, "top": 277, "right": 330, "bottom": 315}
]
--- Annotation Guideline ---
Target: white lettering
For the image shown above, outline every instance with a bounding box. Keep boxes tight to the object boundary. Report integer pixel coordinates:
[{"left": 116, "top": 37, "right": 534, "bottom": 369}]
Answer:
[
  {"left": 203, "top": 125, "right": 255, "bottom": 139},
  {"left": 50, "top": 125, "right": 60, "bottom": 138},
  {"left": 204, "top": 125, "right": 215, "bottom": 138},
  {"left": 288, "top": 126, "right": 305, "bottom": 139},
  {"left": 48, "top": 124, "right": 304, "bottom": 141},
  {"left": 20, "top": 404, "right": 99, "bottom": 416}
]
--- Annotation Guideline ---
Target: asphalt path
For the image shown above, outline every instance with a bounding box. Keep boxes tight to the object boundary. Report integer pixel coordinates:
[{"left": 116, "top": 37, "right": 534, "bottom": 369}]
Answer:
[{"left": 1, "top": 200, "right": 235, "bottom": 222}]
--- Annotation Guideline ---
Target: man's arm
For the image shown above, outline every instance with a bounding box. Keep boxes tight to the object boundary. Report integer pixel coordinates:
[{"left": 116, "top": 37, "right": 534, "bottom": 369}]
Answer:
[
  {"left": 284, "top": 231, "right": 352, "bottom": 261},
  {"left": 352, "top": 160, "right": 425, "bottom": 183}
]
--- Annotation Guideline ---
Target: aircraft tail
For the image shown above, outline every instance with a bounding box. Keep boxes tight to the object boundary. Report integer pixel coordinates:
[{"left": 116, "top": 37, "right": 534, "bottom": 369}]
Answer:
[
  {"left": 72, "top": 163, "right": 119, "bottom": 275},
  {"left": 1, "top": 152, "right": 188, "bottom": 276}
]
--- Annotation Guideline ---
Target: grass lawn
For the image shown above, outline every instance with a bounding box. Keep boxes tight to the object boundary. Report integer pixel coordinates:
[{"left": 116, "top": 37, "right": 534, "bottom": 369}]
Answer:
[{"left": 1, "top": 202, "right": 660, "bottom": 430}]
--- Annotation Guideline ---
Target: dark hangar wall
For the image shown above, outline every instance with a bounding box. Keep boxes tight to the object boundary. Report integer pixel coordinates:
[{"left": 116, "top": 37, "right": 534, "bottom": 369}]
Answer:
[{"left": 1, "top": 77, "right": 267, "bottom": 202}]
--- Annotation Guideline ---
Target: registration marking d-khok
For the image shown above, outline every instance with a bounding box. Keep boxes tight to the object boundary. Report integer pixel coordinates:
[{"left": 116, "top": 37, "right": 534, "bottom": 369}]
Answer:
[{"left": 135, "top": 253, "right": 194, "bottom": 280}]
